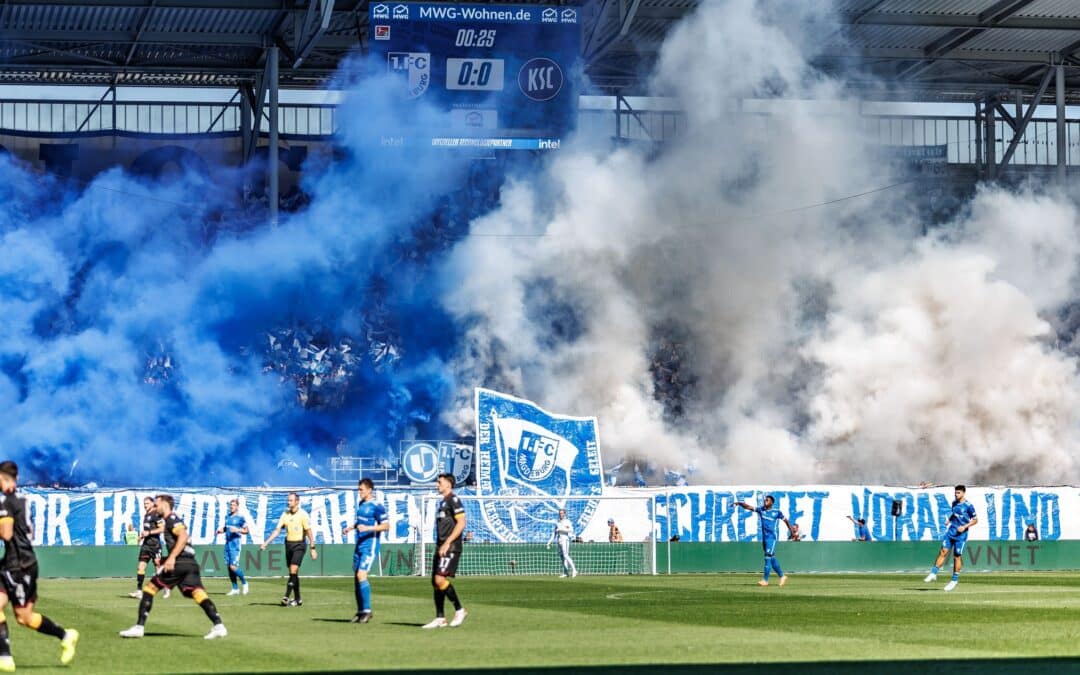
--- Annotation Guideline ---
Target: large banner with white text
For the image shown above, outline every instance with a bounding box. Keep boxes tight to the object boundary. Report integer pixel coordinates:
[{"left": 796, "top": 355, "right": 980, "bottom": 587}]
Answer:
[{"left": 13, "top": 485, "right": 1070, "bottom": 546}]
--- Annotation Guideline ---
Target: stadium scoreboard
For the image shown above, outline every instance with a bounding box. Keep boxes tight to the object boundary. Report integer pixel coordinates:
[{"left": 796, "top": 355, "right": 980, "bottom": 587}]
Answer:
[{"left": 369, "top": 2, "right": 581, "bottom": 150}]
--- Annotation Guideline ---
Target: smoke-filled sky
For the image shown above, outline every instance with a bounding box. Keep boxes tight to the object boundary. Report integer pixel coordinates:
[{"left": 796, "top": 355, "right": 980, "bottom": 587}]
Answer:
[{"left": 3, "top": 0, "right": 1080, "bottom": 487}]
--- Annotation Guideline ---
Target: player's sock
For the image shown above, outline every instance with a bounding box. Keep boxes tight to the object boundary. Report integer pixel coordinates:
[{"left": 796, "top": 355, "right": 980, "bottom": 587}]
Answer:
[
  {"left": 762, "top": 560, "right": 771, "bottom": 581},
  {"left": 235, "top": 568, "right": 246, "bottom": 585},
  {"left": 137, "top": 591, "right": 155, "bottom": 626},
  {"left": 285, "top": 575, "right": 296, "bottom": 599},
  {"left": 228, "top": 569, "right": 238, "bottom": 589},
  {"left": 292, "top": 574, "right": 301, "bottom": 602},
  {"left": 444, "top": 583, "right": 461, "bottom": 611},
  {"left": 360, "top": 580, "right": 371, "bottom": 611},
  {"left": 136, "top": 573, "right": 145, "bottom": 590},
  {"left": 951, "top": 573, "right": 959, "bottom": 581},
  {"left": 29, "top": 613, "right": 66, "bottom": 640},
  {"left": 0, "top": 619, "right": 10, "bottom": 656},
  {"left": 354, "top": 579, "right": 364, "bottom": 612},
  {"left": 194, "top": 591, "right": 223, "bottom": 625},
  {"left": 771, "top": 558, "right": 784, "bottom": 577},
  {"left": 434, "top": 587, "right": 446, "bottom": 617},
  {"left": 931, "top": 565, "right": 940, "bottom": 575}
]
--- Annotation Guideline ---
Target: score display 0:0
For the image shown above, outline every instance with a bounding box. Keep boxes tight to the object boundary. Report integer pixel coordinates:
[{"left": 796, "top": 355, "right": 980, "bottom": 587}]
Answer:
[{"left": 445, "top": 58, "right": 505, "bottom": 91}]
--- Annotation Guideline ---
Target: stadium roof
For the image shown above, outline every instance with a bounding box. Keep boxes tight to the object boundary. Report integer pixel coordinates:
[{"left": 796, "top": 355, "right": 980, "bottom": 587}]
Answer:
[
  {"left": 826, "top": 0, "right": 1080, "bottom": 102},
  {"left": 0, "top": 0, "right": 1076, "bottom": 101}
]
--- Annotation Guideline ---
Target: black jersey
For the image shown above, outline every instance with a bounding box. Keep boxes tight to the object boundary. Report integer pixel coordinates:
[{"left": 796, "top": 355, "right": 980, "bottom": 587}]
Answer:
[
  {"left": 161, "top": 511, "right": 196, "bottom": 559},
  {"left": 435, "top": 493, "right": 465, "bottom": 553},
  {"left": 0, "top": 491, "right": 36, "bottom": 571},
  {"left": 140, "top": 510, "right": 164, "bottom": 551}
]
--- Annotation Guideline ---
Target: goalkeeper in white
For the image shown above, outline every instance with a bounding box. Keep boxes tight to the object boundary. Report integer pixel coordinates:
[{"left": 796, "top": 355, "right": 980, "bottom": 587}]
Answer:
[{"left": 551, "top": 509, "right": 578, "bottom": 578}]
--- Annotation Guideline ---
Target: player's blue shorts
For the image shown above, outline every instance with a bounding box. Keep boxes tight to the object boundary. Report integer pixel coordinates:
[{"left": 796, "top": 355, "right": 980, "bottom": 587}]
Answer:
[
  {"left": 941, "top": 532, "right": 968, "bottom": 556},
  {"left": 224, "top": 541, "right": 241, "bottom": 567},
  {"left": 762, "top": 536, "right": 778, "bottom": 557},
  {"left": 353, "top": 540, "right": 380, "bottom": 573}
]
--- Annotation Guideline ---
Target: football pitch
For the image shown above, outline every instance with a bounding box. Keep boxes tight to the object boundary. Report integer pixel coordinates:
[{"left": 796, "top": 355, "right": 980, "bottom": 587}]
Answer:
[{"left": 13, "top": 573, "right": 1080, "bottom": 673}]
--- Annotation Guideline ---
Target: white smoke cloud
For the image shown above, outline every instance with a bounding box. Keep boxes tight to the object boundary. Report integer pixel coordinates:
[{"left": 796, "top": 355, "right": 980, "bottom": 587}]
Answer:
[{"left": 439, "top": 0, "right": 1080, "bottom": 485}]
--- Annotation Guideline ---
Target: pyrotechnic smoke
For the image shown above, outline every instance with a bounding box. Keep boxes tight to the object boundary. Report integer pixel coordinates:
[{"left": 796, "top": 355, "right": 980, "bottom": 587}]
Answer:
[
  {"left": 3, "top": 0, "right": 1079, "bottom": 487},
  {"left": 439, "top": 0, "right": 1080, "bottom": 485},
  {"left": 0, "top": 72, "right": 477, "bottom": 486}
]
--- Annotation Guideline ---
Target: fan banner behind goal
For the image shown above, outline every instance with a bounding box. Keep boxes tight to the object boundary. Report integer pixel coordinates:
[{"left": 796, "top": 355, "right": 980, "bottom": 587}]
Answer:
[
  {"left": 11, "top": 484, "right": 1069, "bottom": 546},
  {"left": 474, "top": 388, "right": 605, "bottom": 543}
]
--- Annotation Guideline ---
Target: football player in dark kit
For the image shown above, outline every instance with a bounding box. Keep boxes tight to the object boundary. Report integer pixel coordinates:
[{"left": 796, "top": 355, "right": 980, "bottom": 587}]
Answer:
[
  {"left": 131, "top": 495, "right": 170, "bottom": 599},
  {"left": 119, "top": 494, "right": 227, "bottom": 639},
  {"left": 0, "top": 460, "right": 79, "bottom": 670},
  {"left": 422, "top": 473, "right": 468, "bottom": 629}
]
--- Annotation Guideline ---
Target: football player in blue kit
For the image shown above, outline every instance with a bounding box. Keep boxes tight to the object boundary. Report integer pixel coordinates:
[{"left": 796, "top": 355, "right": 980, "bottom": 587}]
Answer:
[
  {"left": 736, "top": 495, "right": 795, "bottom": 586},
  {"left": 342, "top": 478, "right": 389, "bottom": 623},
  {"left": 924, "top": 485, "right": 978, "bottom": 592},
  {"left": 216, "top": 499, "right": 250, "bottom": 596}
]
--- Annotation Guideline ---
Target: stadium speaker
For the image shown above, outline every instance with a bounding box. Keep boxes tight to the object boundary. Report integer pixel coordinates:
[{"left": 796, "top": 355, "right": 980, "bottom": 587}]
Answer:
[{"left": 890, "top": 500, "right": 903, "bottom": 517}]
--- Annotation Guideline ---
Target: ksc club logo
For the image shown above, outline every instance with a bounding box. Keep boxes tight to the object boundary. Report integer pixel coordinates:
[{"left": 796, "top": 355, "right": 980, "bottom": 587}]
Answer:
[
  {"left": 474, "top": 389, "right": 604, "bottom": 544},
  {"left": 518, "top": 58, "right": 563, "bottom": 101},
  {"left": 401, "top": 442, "right": 440, "bottom": 483},
  {"left": 388, "top": 52, "right": 430, "bottom": 98}
]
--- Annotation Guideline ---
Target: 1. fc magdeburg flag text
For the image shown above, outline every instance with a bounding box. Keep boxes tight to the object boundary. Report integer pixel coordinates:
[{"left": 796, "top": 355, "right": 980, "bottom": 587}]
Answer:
[{"left": 474, "top": 388, "right": 604, "bottom": 542}]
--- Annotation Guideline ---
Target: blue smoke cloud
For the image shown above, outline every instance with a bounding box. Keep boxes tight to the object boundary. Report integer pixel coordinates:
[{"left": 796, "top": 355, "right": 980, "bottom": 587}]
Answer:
[{"left": 0, "top": 57, "right": 504, "bottom": 487}]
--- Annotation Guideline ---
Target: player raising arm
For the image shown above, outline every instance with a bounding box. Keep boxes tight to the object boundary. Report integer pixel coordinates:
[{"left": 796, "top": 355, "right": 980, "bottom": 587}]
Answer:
[{"left": 736, "top": 495, "right": 794, "bottom": 587}]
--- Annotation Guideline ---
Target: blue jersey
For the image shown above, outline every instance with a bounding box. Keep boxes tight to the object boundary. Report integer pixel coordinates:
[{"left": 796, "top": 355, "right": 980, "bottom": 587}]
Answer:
[
  {"left": 224, "top": 514, "right": 247, "bottom": 544},
  {"left": 856, "top": 523, "right": 870, "bottom": 541},
  {"left": 354, "top": 499, "right": 388, "bottom": 547},
  {"left": 754, "top": 507, "right": 786, "bottom": 541},
  {"left": 946, "top": 500, "right": 976, "bottom": 537}
]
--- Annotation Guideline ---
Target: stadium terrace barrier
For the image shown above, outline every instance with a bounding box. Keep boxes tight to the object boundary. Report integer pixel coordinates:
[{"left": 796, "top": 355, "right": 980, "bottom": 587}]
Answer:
[{"left": 35, "top": 541, "right": 1073, "bottom": 578}]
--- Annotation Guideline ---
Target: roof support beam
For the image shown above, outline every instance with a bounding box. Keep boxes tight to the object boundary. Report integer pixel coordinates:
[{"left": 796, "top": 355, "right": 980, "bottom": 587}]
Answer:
[
  {"left": 998, "top": 65, "right": 1054, "bottom": 168},
  {"left": 587, "top": 0, "right": 641, "bottom": 61},
  {"left": 844, "top": 13, "right": 1080, "bottom": 31},
  {"left": 242, "top": 57, "right": 269, "bottom": 163},
  {"left": 74, "top": 85, "right": 115, "bottom": 132},
  {"left": 993, "top": 101, "right": 1016, "bottom": 132},
  {"left": 898, "top": 0, "right": 1038, "bottom": 81},
  {"left": 293, "top": 0, "right": 334, "bottom": 68},
  {"left": 122, "top": 0, "right": 158, "bottom": 66}
]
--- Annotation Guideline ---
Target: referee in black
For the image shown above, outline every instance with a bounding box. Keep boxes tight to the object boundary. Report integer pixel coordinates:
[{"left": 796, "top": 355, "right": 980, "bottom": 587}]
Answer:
[
  {"left": 261, "top": 492, "right": 317, "bottom": 606},
  {"left": 421, "top": 473, "right": 467, "bottom": 629}
]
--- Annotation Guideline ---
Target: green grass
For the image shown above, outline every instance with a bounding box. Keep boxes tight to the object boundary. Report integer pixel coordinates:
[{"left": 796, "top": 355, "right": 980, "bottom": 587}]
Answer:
[{"left": 10, "top": 574, "right": 1080, "bottom": 673}]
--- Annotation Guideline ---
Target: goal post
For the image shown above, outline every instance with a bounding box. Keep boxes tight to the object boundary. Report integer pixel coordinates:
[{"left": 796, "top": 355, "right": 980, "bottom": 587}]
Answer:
[{"left": 414, "top": 494, "right": 657, "bottom": 576}]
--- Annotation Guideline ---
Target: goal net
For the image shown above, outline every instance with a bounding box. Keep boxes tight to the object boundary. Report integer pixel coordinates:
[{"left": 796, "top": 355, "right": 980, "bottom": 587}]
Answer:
[{"left": 413, "top": 494, "right": 656, "bottom": 576}]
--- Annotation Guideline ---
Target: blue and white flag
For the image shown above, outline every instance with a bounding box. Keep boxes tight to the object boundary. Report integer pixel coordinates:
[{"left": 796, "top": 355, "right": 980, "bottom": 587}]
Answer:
[
  {"left": 474, "top": 388, "right": 604, "bottom": 542},
  {"left": 438, "top": 441, "right": 473, "bottom": 486}
]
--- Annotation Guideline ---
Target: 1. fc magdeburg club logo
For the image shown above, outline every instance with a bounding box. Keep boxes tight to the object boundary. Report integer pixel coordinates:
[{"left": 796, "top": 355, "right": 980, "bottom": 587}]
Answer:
[
  {"left": 387, "top": 52, "right": 430, "bottom": 98},
  {"left": 476, "top": 395, "right": 601, "bottom": 544}
]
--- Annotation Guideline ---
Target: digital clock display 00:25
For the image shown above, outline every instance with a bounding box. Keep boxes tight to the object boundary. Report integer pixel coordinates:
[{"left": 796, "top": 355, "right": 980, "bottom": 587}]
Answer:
[{"left": 444, "top": 58, "right": 505, "bottom": 92}]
